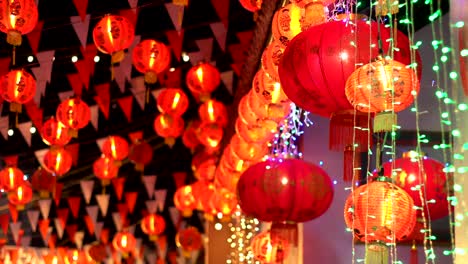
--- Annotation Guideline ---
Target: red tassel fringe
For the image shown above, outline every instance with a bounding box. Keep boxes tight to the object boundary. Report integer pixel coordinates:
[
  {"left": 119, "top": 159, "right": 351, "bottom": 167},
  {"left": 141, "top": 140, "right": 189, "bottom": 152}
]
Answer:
[
  {"left": 411, "top": 243, "right": 418, "bottom": 264},
  {"left": 329, "top": 110, "right": 372, "bottom": 152},
  {"left": 343, "top": 147, "right": 361, "bottom": 182}
]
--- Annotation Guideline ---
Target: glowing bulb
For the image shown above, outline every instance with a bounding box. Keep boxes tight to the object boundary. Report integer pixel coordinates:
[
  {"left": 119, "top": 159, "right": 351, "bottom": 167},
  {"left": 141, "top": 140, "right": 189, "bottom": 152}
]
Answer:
[
  {"left": 340, "top": 52, "right": 349, "bottom": 60},
  {"left": 8, "top": 129, "right": 14, "bottom": 136},
  {"left": 71, "top": 56, "right": 78, "bottom": 63},
  {"left": 169, "top": 67, "right": 175, "bottom": 72},
  {"left": 29, "top": 126, "right": 36, "bottom": 134},
  {"left": 281, "top": 176, "right": 288, "bottom": 185},
  {"left": 182, "top": 52, "right": 190, "bottom": 62},
  {"left": 408, "top": 174, "right": 416, "bottom": 182},
  {"left": 27, "top": 56, "right": 34, "bottom": 62},
  {"left": 215, "top": 223, "right": 223, "bottom": 230},
  {"left": 94, "top": 55, "right": 100, "bottom": 62}
]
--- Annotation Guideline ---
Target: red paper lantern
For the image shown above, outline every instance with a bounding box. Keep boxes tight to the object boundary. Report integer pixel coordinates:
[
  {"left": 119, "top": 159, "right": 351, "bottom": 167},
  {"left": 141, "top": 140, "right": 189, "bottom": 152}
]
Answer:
[
  {"left": 0, "top": 69, "right": 36, "bottom": 112},
  {"left": 381, "top": 152, "right": 449, "bottom": 220},
  {"left": 191, "top": 181, "right": 216, "bottom": 213},
  {"left": 252, "top": 69, "right": 289, "bottom": 105},
  {"left": 176, "top": 227, "right": 203, "bottom": 255},
  {"left": 186, "top": 63, "right": 220, "bottom": 101},
  {"left": 0, "top": 167, "right": 24, "bottom": 192},
  {"left": 248, "top": 89, "right": 291, "bottom": 123},
  {"left": 271, "top": 4, "right": 304, "bottom": 47},
  {"left": 196, "top": 122, "right": 224, "bottom": 149},
  {"left": 112, "top": 231, "right": 136, "bottom": 255},
  {"left": 93, "top": 156, "right": 119, "bottom": 185},
  {"left": 43, "top": 147, "right": 73, "bottom": 177},
  {"left": 278, "top": 18, "right": 420, "bottom": 117},
  {"left": 239, "top": 0, "right": 262, "bottom": 12},
  {"left": 31, "top": 167, "right": 55, "bottom": 198},
  {"left": 230, "top": 134, "right": 268, "bottom": 162},
  {"left": 182, "top": 121, "right": 201, "bottom": 151},
  {"left": 141, "top": 214, "right": 166, "bottom": 240},
  {"left": 132, "top": 39, "right": 171, "bottom": 83},
  {"left": 8, "top": 182, "right": 32, "bottom": 210},
  {"left": 238, "top": 93, "right": 279, "bottom": 135},
  {"left": 43, "top": 254, "right": 61, "bottom": 264},
  {"left": 237, "top": 158, "right": 333, "bottom": 222},
  {"left": 214, "top": 162, "right": 241, "bottom": 193},
  {"left": 0, "top": 0, "right": 38, "bottom": 46},
  {"left": 211, "top": 188, "right": 237, "bottom": 216},
  {"left": 92, "top": 15, "right": 135, "bottom": 62},
  {"left": 174, "top": 185, "right": 197, "bottom": 217},
  {"left": 221, "top": 144, "right": 252, "bottom": 174},
  {"left": 198, "top": 99, "right": 228, "bottom": 127},
  {"left": 102, "top": 135, "right": 129, "bottom": 161},
  {"left": 128, "top": 141, "right": 153, "bottom": 171},
  {"left": 251, "top": 230, "right": 289, "bottom": 264},
  {"left": 192, "top": 151, "right": 217, "bottom": 182},
  {"left": 56, "top": 98, "right": 91, "bottom": 136},
  {"left": 154, "top": 114, "right": 185, "bottom": 146},
  {"left": 41, "top": 117, "right": 71, "bottom": 146},
  {"left": 157, "top": 88, "right": 189, "bottom": 116},
  {"left": 66, "top": 249, "right": 85, "bottom": 264},
  {"left": 86, "top": 243, "right": 108, "bottom": 263},
  {"left": 261, "top": 40, "right": 284, "bottom": 82}
]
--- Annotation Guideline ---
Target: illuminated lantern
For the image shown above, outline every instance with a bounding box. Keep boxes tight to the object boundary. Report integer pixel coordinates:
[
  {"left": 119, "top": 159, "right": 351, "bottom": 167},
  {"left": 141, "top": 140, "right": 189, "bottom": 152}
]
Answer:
[
  {"left": 154, "top": 114, "right": 185, "bottom": 147},
  {"left": 191, "top": 181, "right": 216, "bottom": 214},
  {"left": 345, "top": 58, "right": 420, "bottom": 132},
  {"left": 128, "top": 141, "right": 153, "bottom": 171},
  {"left": 86, "top": 243, "right": 108, "bottom": 263},
  {"left": 56, "top": 98, "right": 91, "bottom": 137},
  {"left": 93, "top": 156, "right": 119, "bottom": 185},
  {"left": 43, "top": 254, "right": 62, "bottom": 264},
  {"left": 239, "top": 0, "right": 262, "bottom": 12},
  {"left": 235, "top": 118, "right": 275, "bottom": 144},
  {"left": 381, "top": 151, "right": 449, "bottom": 220},
  {"left": 289, "top": 0, "right": 334, "bottom": 29},
  {"left": 375, "top": 0, "right": 400, "bottom": 16},
  {"left": 31, "top": 167, "right": 55, "bottom": 198},
  {"left": 237, "top": 158, "right": 333, "bottom": 222},
  {"left": 112, "top": 231, "right": 136, "bottom": 256},
  {"left": 251, "top": 231, "right": 289, "bottom": 264},
  {"left": 0, "top": 0, "right": 38, "bottom": 46},
  {"left": 248, "top": 85, "right": 291, "bottom": 122},
  {"left": 198, "top": 99, "right": 228, "bottom": 127},
  {"left": 222, "top": 144, "right": 252, "bottom": 174},
  {"left": 66, "top": 249, "right": 85, "bottom": 264},
  {"left": 261, "top": 40, "right": 284, "bottom": 81},
  {"left": 156, "top": 88, "right": 189, "bottom": 116},
  {"left": 182, "top": 121, "right": 201, "bottom": 151},
  {"left": 92, "top": 15, "right": 135, "bottom": 62},
  {"left": 186, "top": 63, "right": 220, "bottom": 101},
  {"left": 211, "top": 188, "right": 237, "bottom": 216},
  {"left": 196, "top": 122, "right": 223, "bottom": 149},
  {"left": 176, "top": 227, "right": 202, "bottom": 257},
  {"left": 0, "top": 167, "right": 23, "bottom": 192},
  {"left": 271, "top": 4, "right": 303, "bottom": 47},
  {"left": 102, "top": 135, "right": 129, "bottom": 162},
  {"left": 141, "top": 214, "right": 166, "bottom": 240},
  {"left": 252, "top": 69, "right": 289, "bottom": 105},
  {"left": 8, "top": 182, "right": 33, "bottom": 210},
  {"left": 191, "top": 151, "right": 217, "bottom": 182},
  {"left": 344, "top": 178, "right": 416, "bottom": 264},
  {"left": 132, "top": 39, "right": 171, "bottom": 83},
  {"left": 174, "top": 185, "right": 197, "bottom": 217},
  {"left": 230, "top": 134, "right": 268, "bottom": 162},
  {"left": 214, "top": 162, "right": 242, "bottom": 193},
  {"left": 238, "top": 94, "right": 279, "bottom": 135},
  {"left": 43, "top": 147, "right": 73, "bottom": 177},
  {"left": 0, "top": 69, "right": 36, "bottom": 112},
  {"left": 41, "top": 117, "right": 71, "bottom": 146}
]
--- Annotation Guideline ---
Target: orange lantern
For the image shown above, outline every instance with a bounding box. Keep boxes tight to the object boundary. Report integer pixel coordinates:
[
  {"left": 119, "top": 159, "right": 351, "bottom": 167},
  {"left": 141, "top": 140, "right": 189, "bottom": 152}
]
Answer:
[
  {"left": 0, "top": 167, "right": 24, "bottom": 192},
  {"left": 112, "top": 231, "right": 136, "bottom": 256},
  {"left": 235, "top": 118, "right": 275, "bottom": 144},
  {"left": 102, "top": 135, "right": 129, "bottom": 162},
  {"left": 174, "top": 185, "right": 197, "bottom": 217},
  {"left": 56, "top": 98, "right": 91, "bottom": 137},
  {"left": 252, "top": 69, "right": 289, "bottom": 105},
  {"left": 0, "top": 69, "right": 36, "bottom": 112},
  {"left": 43, "top": 253, "right": 62, "bottom": 264},
  {"left": 66, "top": 249, "right": 85, "bottom": 264},
  {"left": 211, "top": 188, "right": 237, "bottom": 216},
  {"left": 196, "top": 122, "right": 224, "bottom": 149},
  {"left": 271, "top": 4, "right": 303, "bottom": 47},
  {"left": 41, "top": 117, "right": 71, "bottom": 146},
  {"left": 230, "top": 134, "right": 268, "bottom": 162},
  {"left": 191, "top": 181, "right": 217, "bottom": 216},
  {"left": 128, "top": 141, "right": 153, "bottom": 171},
  {"left": 176, "top": 227, "right": 203, "bottom": 256},
  {"left": 93, "top": 156, "right": 119, "bottom": 185},
  {"left": 0, "top": 0, "right": 38, "bottom": 46},
  {"left": 156, "top": 88, "right": 189, "bottom": 116},
  {"left": 141, "top": 214, "right": 166, "bottom": 240},
  {"left": 198, "top": 99, "right": 228, "bottom": 127},
  {"left": 238, "top": 92, "right": 279, "bottom": 133},
  {"left": 92, "top": 15, "right": 135, "bottom": 62},
  {"left": 251, "top": 231, "right": 289, "bottom": 263},
  {"left": 221, "top": 144, "right": 252, "bottom": 174},
  {"left": 186, "top": 63, "right": 220, "bottom": 101},
  {"left": 191, "top": 151, "right": 217, "bottom": 182},
  {"left": 344, "top": 178, "right": 416, "bottom": 263},
  {"left": 345, "top": 58, "right": 420, "bottom": 132},
  {"left": 43, "top": 147, "right": 73, "bottom": 177},
  {"left": 239, "top": 0, "right": 262, "bottom": 12},
  {"left": 31, "top": 167, "right": 56, "bottom": 198},
  {"left": 8, "top": 182, "right": 33, "bottom": 210},
  {"left": 261, "top": 40, "right": 284, "bottom": 82},
  {"left": 182, "top": 121, "right": 201, "bottom": 151},
  {"left": 288, "top": 0, "right": 331, "bottom": 30},
  {"left": 132, "top": 39, "right": 171, "bottom": 83},
  {"left": 154, "top": 113, "right": 184, "bottom": 147},
  {"left": 248, "top": 89, "right": 291, "bottom": 123},
  {"left": 214, "top": 162, "right": 241, "bottom": 193}
]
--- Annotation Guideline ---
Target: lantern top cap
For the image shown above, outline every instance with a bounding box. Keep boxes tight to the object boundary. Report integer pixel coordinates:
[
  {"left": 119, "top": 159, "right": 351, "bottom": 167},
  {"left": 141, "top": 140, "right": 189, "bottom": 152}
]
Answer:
[{"left": 334, "top": 13, "right": 369, "bottom": 22}]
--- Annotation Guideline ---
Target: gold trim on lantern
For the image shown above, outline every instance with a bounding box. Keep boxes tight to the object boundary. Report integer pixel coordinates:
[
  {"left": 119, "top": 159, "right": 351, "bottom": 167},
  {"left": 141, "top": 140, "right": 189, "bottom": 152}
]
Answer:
[
  {"left": 7, "top": 30, "right": 22, "bottom": 46},
  {"left": 144, "top": 71, "right": 158, "bottom": 84},
  {"left": 9, "top": 102, "right": 22, "bottom": 113}
]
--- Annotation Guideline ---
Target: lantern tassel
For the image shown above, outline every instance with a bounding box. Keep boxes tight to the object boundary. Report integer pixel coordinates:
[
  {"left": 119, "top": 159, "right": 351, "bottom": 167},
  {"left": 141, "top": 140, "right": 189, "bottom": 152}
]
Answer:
[
  {"left": 329, "top": 110, "right": 371, "bottom": 151},
  {"left": 343, "top": 146, "right": 360, "bottom": 182},
  {"left": 365, "top": 243, "right": 388, "bottom": 264},
  {"left": 374, "top": 112, "right": 397, "bottom": 133},
  {"left": 411, "top": 241, "right": 418, "bottom": 264}
]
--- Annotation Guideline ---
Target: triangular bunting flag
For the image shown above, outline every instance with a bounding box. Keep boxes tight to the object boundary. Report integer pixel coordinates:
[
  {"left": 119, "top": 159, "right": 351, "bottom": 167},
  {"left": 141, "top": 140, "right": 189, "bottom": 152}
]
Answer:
[
  {"left": 125, "top": 192, "right": 138, "bottom": 214},
  {"left": 169, "top": 207, "right": 180, "bottom": 228},
  {"left": 130, "top": 77, "right": 146, "bottom": 110},
  {"left": 34, "top": 148, "right": 48, "bottom": 167},
  {"left": 0, "top": 214, "right": 9, "bottom": 235},
  {"left": 94, "top": 83, "right": 111, "bottom": 119},
  {"left": 21, "top": 235, "right": 31, "bottom": 248},
  {"left": 117, "top": 96, "right": 133, "bottom": 122},
  {"left": 165, "top": 3, "right": 184, "bottom": 32},
  {"left": 54, "top": 183, "right": 63, "bottom": 206},
  {"left": 65, "top": 224, "right": 78, "bottom": 242},
  {"left": 146, "top": 253, "right": 156, "bottom": 264},
  {"left": 112, "top": 212, "right": 123, "bottom": 231},
  {"left": 120, "top": 8, "right": 139, "bottom": 28},
  {"left": 128, "top": 225, "right": 135, "bottom": 235},
  {"left": 27, "top": 210, "right": 39, "bottom": 232},
  {"left": 72, "top": 0, "right": 89, "bottom": 21},
  {"left": 10, "top": 222, "right": 21, "bottom": 244},
  {"left": 156, "top": 236, "right": 168, "bottom": 259},
  {"left": 210, "top": 0, "right": 229, "bottom": 26},
  {"left": 221, "top": 71, "right": 234, "bottom": 94},
  {"left": 94, "top": 222, "right": 104, "bottom": 239},
  {"left": 188, "top": 51, "right": 205, "bottom": 65},
  {"left": 67, "top": 73, "right": 83, "bottom": 96},
  {"left": 38, "top": 199, "right": 52, "bottom": 219},
  {"left": 96, "top": 194, "right": 110, "bottom": 217},
  {"left": 67, "top": 197, "right": 81, "bottom": 218},
  {"left": 154, "top": 190, "right": 167, "bottom": 212},
  {"left": 101, "top": 229, "right": 110, "bottom": 244},
  {"left": 71, "top": 15, "right": 91, "bottom": 47},
  {"left": 18, "top": 122, "right": 32, "bottom": 146},
  {"left": 0, "top": 116, "right": 9, "bottom": 140},
  {"left": 210, "top": 22, "right": 227, "bottom": 52},
  {"left": 80, "top": 180, "right": 95, "bottom": 204},
  {"left": 9, "top": 203, "right": 18, "bottom": 223},
  {"left": 38, "top": 219, "right": 50, "bottom": 244},
  {"left": 112, "top": 177, "right": 126, "bottom": 200},
  {"left": 54, "top": 218, "right": 64, "bottom": 239},
  {"left": 166, "top": 30, "right": 184, "bottom": 61},
  {"left": 195, "top": 38, "right": 214, "bottom": 61},
  {"left": 56, "top": 208, "right": 69, "bottom": 228},
  {"left": 75, "top": 231, "right": 85, "bottom": 249},
  {"left": 96, "top": 137, "right": 106, "bottom": 151},
  {"left": 89, "top": 105, "right": 99, "bottom": 130},
  {"left": 113, "top": 65, "right": 127, "bottom": 93},
  {"left": 58, "top": 91, "right": 74, "bottom": 102},
  {"left": 84, "top": 215, "right": 94, "bottom": 235},
  {"left": 145, "top": 200, "right": 158, "bottom": 214},
  {"left": 25, "top": 101, "right": 44, "bottom": 130},
  {"left": 117, "top": 203, "right": 128, "bottom": 224},
  {"left": 36, "top": 51, "right": 55, "bottom": 83},
  {"left": 172, "top": 172, "right": 187, "bottom": 189},
  {"left": 128, "top": 0, "right": 138, "bottom": 9},
  {"left": 142, "top": 175, "right": 157, "bottom": 199},
  {"left": 65, "top": 143, "right": 80, "bottom": 166}
]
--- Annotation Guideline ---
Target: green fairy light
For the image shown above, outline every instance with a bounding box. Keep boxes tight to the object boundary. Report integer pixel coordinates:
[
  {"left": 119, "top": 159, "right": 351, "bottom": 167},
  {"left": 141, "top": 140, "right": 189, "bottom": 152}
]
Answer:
[
  {"left": 454, "top": 21, "right": 465, "bottom": 28},
  {"left": 435, "top": 90, "right": 445, "bottom": 98},
  {"left": 429, "top": 10, "right": 441, "bottom": 22},
  {"left": 454, "top": 153, "right": 464, "bottom": 160},
  {"left": 441, "top": 55, "right": 448, "bottom": 62},
  {"left": 456, "top": 214, "right": 464, "bottom": 221},
  {"left": 455, "top": 248, "right": 466, "bottom": 255},
  {"left": 441, "top": 112, "right": 449, "bottom": 118},
  {"left": 433, "top": 65, "right": 440, "bottom": 71},
  {"left": 461, "top": 49, "right": 468, "bottom": 57},
  {"left": 444, "top": 98, "right": 455, "bottom": 104},
  {"left": 400, "top": 19, "right": 411, "bottom": 24},
  {"left": 452, "top": 129, "right": 461, "bottom": 137},
  {"left": 453, "top": 184, "right": 462, "bottom": 192},
  {"left": 457, "top": 167, "right": 468, "bottom": 173},
  {"left": 458, "top": 103, "right": 468, "bottom": 111},
  {"left": 442, "top": 47, "right": 451, "bottom": 53},
  {"left": 450, "top": 72, "right": 458, "bottom": 80}
]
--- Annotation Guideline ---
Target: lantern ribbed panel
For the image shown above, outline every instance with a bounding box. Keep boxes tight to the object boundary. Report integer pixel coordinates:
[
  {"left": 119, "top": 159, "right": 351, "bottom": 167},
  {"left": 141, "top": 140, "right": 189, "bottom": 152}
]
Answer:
[
  {"left": 176, "top": 227, "right": 203, "bottom": 253},
  {"left": 43, "top": 148, "right": 73, "bottom": 176},
  {"left": 345, "top": 59, "right": 419, "bottom": 113},
  {"left": 154, "top": 114, "right": 184, "bottom": 138},
  {"left": 132, "top": 40, "right": 171, "bottom": 74},
  {"left": 157, "top": 88, "right": 189, "bottom": 116},
  {"left": 141, "top": 214, "right": 166, "bottom": 236},
  {"left": 198, "top": 99, "right": 228, "bottom": 127},
  {"left": 129, "top": 141, "right": 153, "bottom": 170},
  {"left": 231, "top": 134, "right": 268, "bottom": 161},
  {"left": 272, "top": 4, "right": 304, "bottom": 47},
  {"left": 93, "top": 156, "right": 119, "bottom": 181},
  {"left": 92, "top": 15, "right": 135, "bottom": 55},
  {"left": 186, "top": 63, "right": 220, "bottom": 97},
  {"left": 1, "top": 70, "right": 36, "bottom": 104},
  {"left": 251, "top": 231, "right": 289, "bottom": 263},
  {"left": 261, "top": 40, "right": 284, "bottom": 82},
  {"left": 41, "top": 118, "right": 71, "bottom": 146},
  {"left": 102, "top": 136, "right": 129, "bottom": 161},
  {"left": 344, "top": 181, "right": 416, "bottom": 243},
  {"left": 239, "top": 0, "right": 262, "bottom": 12},
  {"left": 56, "top": 98, "right": 91, "bottom": 130},
  {"left": 0, "top": 0, "right": 38, "bottom": 34},
  {"left": 252, "top": 69, "right": 289, "bottom": 105},
  {"left": 0, "top": 167, "right": 23, "bottom": 192},
  {"left": 174, "top": 185, "right": 197, "bottom": 216}
]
